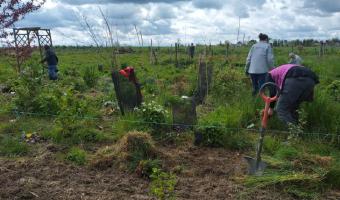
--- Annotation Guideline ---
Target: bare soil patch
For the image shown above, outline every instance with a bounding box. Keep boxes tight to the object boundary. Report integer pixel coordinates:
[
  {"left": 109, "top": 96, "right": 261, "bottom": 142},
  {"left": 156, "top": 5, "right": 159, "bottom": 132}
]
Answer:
[{"left": 1, "top": 142, "right": 337, "bottom": 199}]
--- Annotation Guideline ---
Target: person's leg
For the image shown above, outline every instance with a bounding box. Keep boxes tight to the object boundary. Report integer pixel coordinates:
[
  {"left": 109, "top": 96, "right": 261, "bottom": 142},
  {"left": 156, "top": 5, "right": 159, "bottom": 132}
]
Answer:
[
  {"left": 48, "top": 65, "right": 57, "bottom": 80},
  {"left": 297, "top": 77, "right": 315, "bottom": 102},
  {"left": 276, "top": 77, "right": 315, "bottom": 125},
  {"left": 250, "top": 74, "right": 259, "bottom": 96},
  {"left": 276, "top": 94, "right": 297, "bottom": 125},
  {"left": 276, "top": 78, "right": 302, "bottom": 124},
  {"left": 54, "top": 65, "right": 58, "bottom": 80},
  {"left": 48, "top": 65, "right": 54, "bottom": 80},
  {"left": 258, "top": 73, "right": 267, "bottom": 90}
]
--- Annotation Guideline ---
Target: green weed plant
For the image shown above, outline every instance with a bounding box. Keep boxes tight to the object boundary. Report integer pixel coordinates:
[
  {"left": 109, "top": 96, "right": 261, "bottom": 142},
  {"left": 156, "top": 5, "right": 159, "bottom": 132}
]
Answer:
[
  {"left": 150, "top": 168, "right": 177, "bottom": 200},
  {"left": 66, "top": 147, "right": 87, "bottom": 165}
]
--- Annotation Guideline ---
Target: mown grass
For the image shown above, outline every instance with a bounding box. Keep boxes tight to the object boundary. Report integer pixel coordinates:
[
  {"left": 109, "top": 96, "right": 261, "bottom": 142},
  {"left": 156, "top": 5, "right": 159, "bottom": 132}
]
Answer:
[{"left": 241, "top": 138, "right": 340, "bottom": 199}]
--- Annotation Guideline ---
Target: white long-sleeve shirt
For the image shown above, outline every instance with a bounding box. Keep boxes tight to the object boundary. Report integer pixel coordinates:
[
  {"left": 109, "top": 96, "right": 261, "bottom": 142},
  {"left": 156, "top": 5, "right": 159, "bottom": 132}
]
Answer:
[
  {"left": 245, "top": 41, "right": 274, "bottom": 74},
  {"left": 289, "top": 55, "right": 303, "bottom": 65}
]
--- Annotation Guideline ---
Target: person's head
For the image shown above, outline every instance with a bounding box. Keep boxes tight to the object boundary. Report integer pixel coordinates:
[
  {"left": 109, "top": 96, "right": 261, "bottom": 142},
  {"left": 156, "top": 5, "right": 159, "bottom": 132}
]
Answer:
[
  {"left": 289, "top": 52, "right": 295, "bottom": 58},
  {"left": 44, "top": 45, "right": 50, "bottom": 50},
  {"left": 258, "top": 33, "right": 269, "bottom": 42}
]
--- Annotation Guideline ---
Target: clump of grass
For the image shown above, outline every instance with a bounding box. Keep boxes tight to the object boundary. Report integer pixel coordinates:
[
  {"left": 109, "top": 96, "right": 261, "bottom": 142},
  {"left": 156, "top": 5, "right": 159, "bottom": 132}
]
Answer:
[
  {"left": 43, "top": 126, "right": 105, "bottom": 145},
  {"left": 244, "top": 172, "right": 321, "bottom": 188},
  {"left": 307, "top": 142, "right": 338, "bottom": 156},
  {"left": 91, "top": 131, "right": 158, "bottom": 171},
  {"left": 274, "top": 145, "right": 300, "bottom": 160},
  {"left": 324, "top": 167, "right": 340, "bottom": 188},
  {"left": 196, "top": 106, "right": 255, "bottom": 150},
  {"left": 71, "top": 128, "right": 105, "bottom": 144},
  {"left": 285, "top": 187, "right": 320, "bottom": 199},
  {"left": 111, "top": 113, "right": 149, "bottom": 140},
  {"left": 42, "top": 128, "right": 63, "bottom": 143},
  {"left": 263, "top": 136, "right": 282, "bottom": 155},
  {"left": 66, "top": 147, "right": 87, "bottom": 165},
  {"left": 116, "top": 131, "right": 157, "bottom": 170},
  {"left": 83, "top": 66, "right": 99, "bottom": 88},
  {"left": 243, "top": 171, "right": 323, "bottom": 199},
  {"left": 195, "top": 124, "right": 253, "bottom": 150},
  {"left": 0, "top": 137, "right": 29, "bottom": 156}
]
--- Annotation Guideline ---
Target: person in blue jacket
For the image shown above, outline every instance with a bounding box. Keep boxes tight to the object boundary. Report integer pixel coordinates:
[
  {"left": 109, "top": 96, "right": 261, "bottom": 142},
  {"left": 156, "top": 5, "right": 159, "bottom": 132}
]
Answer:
[{"left": 41, "top": 45, "right": 58, "bottom": 80}]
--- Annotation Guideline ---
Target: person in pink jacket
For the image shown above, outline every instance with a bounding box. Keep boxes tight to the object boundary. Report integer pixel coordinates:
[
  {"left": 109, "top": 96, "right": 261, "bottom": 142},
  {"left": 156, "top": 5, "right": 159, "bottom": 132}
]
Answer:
[{"left": 265, "top": 64, "right": 319, "bottom": 125}]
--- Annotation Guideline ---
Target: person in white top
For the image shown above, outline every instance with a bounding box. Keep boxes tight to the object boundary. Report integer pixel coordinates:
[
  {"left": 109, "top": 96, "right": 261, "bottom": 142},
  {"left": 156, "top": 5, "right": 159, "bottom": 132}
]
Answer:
[
  {"left": 245, "top": 33, "right": 275, "bottom": 96},
  {"left": 289, "top": 52, "right": 303, "bottom": 65}
]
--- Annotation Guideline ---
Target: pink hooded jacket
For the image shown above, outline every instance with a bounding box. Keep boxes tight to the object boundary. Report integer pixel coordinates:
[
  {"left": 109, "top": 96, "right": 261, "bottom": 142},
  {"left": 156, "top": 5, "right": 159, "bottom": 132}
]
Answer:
[{"left": 269, "top": 64, "right": 300, "bottom": 89}]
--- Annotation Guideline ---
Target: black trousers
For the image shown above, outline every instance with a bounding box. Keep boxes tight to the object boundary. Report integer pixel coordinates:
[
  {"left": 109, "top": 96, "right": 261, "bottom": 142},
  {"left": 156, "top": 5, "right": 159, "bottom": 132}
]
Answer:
[{"left": 276, "top": 77, "right": 315, "bottom": 125}]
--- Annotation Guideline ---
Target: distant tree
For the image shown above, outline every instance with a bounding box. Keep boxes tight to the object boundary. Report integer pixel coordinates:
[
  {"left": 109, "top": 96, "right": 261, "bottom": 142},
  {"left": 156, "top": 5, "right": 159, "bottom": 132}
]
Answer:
[
  {"left": 0, "top": 0, "right": 45, "bottom": 72},
  {"left": 0, "top": 0, "right": 45, "bottom": 39},
  {"left": 248, "top": 40, "right": 257, "bottom": 46}
]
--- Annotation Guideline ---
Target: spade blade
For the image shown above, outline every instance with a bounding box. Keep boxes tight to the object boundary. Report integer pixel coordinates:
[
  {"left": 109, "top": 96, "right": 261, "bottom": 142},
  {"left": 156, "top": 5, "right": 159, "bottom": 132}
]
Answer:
[{"left": 244, "top": 156, "right": 267, "bottom": 176}]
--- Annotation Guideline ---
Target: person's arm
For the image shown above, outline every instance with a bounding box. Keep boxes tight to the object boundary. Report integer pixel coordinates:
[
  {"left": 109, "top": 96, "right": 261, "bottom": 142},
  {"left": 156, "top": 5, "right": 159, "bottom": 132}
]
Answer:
[
  {"left": 265, "top": 73, "right": 277, "bottom": 108},
  {"left": 266, "top": 46, "right": 274, "bottom": 70},
  {"left": 288, "top": 58, "right": 294, "bottom": 64},
  {"left": 245, "top": 46, "right": 253, "bottom": 75}
]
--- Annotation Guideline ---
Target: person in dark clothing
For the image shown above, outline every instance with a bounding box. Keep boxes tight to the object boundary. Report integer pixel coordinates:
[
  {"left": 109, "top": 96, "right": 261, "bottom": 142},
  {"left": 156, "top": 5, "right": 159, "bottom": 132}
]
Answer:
[
  {"left": 189, "top": 43, "right": 195, "bottom": 59},
  {"left": 265, "top": 64, "right": 319, "bottom": 125},
  {"left": 41, "top": 45, "right": 58, "bottom": 80}
]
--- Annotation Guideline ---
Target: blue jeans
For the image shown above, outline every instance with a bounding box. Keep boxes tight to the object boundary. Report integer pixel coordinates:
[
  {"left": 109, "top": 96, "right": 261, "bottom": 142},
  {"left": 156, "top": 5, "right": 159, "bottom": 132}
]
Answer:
[
  {"left": 48, "top": 65, "right": 58, "bottom": 80},
  {"left": 250, "top": 73, "right": 267, "bottom": 96}
]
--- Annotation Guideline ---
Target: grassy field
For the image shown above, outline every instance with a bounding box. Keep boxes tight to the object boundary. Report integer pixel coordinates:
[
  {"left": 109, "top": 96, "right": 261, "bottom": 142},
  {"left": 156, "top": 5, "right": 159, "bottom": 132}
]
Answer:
[{"left": 0, "top": 45, "right": 339, "bottom": 199}]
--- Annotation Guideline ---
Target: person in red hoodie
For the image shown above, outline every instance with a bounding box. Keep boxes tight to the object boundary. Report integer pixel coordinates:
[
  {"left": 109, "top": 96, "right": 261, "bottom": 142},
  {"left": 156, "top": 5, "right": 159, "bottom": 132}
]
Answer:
[
  {"left": 119, "top": 66, "right": 137, "bottom": 83},
  {"left": 265, "top": 64, "right": 319, "bottom": 125},
  {"left": 118, "top": 64, "right": 142, "bottom": 107}
]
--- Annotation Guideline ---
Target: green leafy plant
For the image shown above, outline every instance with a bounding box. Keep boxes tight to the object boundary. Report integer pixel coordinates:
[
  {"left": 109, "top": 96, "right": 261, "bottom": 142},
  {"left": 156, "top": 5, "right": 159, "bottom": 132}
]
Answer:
[
  {"left": 13, "top": 75, "right": 42, "bottom": 112},
  {"left": 135, "top": 101, "right": 168, "bottom": 130},
  {"left": 150, "top": 168, "right": 177, "bottom": 200},
  {"left": 55, "top": 89, "right": 90, "bottom": 137},
  {"left": 196, "top": 124, "right": 225, "bottom": 147},
  {"left": 212, "top": 68, "right": 246, "bottom": 103},
  {"left": 13, "top": 75, "right": 63, "bottom": 115},
  {"left": 136, "top": 159, "right": 161, "bottom": 178}
]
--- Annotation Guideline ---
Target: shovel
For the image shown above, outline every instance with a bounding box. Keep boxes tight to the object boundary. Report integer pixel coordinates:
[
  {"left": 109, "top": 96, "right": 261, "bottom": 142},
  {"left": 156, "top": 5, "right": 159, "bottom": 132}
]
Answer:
[{"left": 244, "top": 82, "right": 280, "bottom": 176}]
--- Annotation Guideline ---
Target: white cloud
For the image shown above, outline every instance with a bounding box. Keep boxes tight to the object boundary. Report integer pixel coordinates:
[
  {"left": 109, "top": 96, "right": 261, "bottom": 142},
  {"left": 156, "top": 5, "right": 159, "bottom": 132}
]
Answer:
[{"left": 13, "top": 0, "right": 340, "bottom": 46}]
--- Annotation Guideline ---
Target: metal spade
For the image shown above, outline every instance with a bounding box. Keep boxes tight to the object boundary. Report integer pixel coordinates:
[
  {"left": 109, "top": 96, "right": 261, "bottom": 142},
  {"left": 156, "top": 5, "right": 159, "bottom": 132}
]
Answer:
[{"left": 245, "top": 82, "right": 280, "bottom": 176}]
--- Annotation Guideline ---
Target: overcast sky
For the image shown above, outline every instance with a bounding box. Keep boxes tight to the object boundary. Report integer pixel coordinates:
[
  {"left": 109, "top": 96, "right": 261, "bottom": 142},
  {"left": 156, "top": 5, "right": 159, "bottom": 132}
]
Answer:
[{"left": 15, "top": 0, "right": 340, "bottom": 46}]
